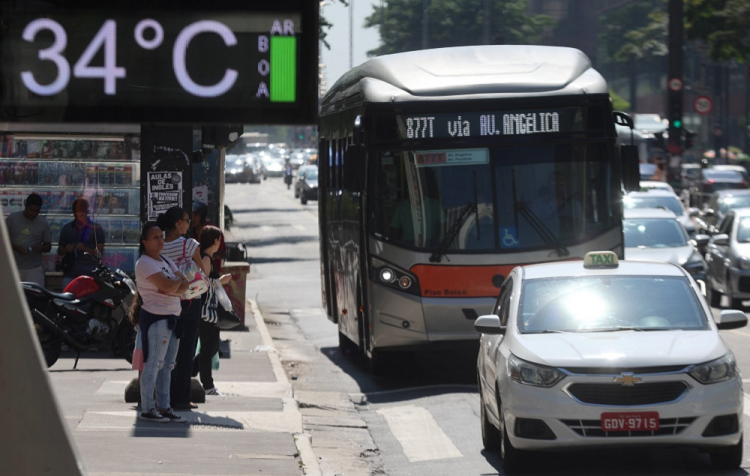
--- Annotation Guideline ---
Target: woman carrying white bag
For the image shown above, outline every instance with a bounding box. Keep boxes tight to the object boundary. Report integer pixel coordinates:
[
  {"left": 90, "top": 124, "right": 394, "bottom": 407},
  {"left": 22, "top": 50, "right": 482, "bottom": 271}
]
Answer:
[
  {"left": 158, "top": 206, "right": 208, "bottom": 410},
  {"left": 196, "top": 225, "right": 232, "bottom": 395}
]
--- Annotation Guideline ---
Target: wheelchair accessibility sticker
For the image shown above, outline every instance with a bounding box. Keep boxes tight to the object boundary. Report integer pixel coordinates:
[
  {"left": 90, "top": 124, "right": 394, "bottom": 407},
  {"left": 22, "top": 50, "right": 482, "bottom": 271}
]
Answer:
[{"left": 501, "top": 227, "right": 519, "bottom": 248}]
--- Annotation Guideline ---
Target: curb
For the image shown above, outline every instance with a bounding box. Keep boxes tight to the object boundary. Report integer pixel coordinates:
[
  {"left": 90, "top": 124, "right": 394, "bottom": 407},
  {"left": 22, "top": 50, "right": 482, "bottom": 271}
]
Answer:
[{"left": 248, "top": 299, "right": 322, "bottom": 476}]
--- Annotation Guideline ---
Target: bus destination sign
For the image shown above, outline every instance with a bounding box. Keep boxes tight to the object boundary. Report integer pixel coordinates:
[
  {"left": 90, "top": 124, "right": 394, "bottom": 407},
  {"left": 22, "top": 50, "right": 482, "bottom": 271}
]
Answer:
[
  {"left": 398, "top": 107, "right": 582, "bottom": 140},
  {"left": 0, "top": 1, "right": 319, "bottom": 124}
]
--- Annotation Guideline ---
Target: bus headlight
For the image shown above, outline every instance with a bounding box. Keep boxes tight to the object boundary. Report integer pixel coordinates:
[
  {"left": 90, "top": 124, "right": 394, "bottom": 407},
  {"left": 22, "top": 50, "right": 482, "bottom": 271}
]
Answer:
[
  {"left": 371, "top": 257, "right": 420, "bottom": 296},
  {"left": 380, "top": 268, "right": 395, "bottom": 283}
]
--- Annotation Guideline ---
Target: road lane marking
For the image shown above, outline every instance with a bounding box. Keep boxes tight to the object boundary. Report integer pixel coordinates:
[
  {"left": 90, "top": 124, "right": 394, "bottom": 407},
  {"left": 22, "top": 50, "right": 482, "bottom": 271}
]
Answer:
[
  {"left": 377, "top": 405, "right": 462, "bottom": 463},
  {"left": 294, "top": 224, "right": 306, "bottom": 231},
  {"left": 261, "top": 226, "right": 273, "bottom": 232},
  {"left": 745, "top": 394, "right": 750, "bottom": 419}
]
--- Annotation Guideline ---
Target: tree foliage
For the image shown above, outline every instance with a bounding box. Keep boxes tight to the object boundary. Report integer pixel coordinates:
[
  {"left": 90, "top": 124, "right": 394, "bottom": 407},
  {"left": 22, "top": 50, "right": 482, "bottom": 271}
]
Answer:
[
  {"left": 598, "top": 1, "right": 667, "bottom": 70},
  {"left": 685, "top": 0, "right": 750, "bottom": 61},
  {"left": 320, "top": 0, "right": 349, "bottom": 50},
  {"left": 363, "top": 0, "right": 554, "bottom": 57}
]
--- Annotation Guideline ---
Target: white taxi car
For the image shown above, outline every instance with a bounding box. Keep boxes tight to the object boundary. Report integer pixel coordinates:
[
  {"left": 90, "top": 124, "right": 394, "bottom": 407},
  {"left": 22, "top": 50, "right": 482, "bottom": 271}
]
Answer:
[{"left": 475, "top": 252, "right": 747, "bottom": 473}]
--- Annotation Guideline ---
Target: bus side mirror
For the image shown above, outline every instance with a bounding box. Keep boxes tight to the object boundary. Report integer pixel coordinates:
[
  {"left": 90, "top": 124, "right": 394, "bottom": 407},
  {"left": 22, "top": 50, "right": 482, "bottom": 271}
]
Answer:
[{"left": 621, "top": 144, "right": 640, "bottom": 192}]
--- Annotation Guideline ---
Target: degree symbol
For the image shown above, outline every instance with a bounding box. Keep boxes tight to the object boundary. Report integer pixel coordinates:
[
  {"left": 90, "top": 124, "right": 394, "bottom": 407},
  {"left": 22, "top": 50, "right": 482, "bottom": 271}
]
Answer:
[{"left": 134, "top": 19, "right": 164, "bottom": 50}]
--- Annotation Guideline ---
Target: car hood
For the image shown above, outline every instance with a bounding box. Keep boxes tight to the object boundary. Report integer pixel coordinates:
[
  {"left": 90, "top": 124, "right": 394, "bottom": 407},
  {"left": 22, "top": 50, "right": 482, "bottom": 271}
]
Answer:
[
  {"left": 305, "top": 180, "right": 318, "bottom": 188},
  {"left": 624, "top": 245, "right": 695, "bottom": 266},
  {"left": 512, "top": 330, "right": 726, "bottom": 368}
]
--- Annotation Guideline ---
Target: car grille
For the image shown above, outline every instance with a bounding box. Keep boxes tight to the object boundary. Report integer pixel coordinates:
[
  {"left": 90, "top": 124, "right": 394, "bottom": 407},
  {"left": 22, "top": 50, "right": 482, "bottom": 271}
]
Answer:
[
  {"left": 738, "top": 276, "right": 750, "bottom": 293},
  {"left": 561, "top": 417, "right": 697, "bottom": 437},
  {"left": 567, "top": 382, "right": 688, "bottom": 405}
]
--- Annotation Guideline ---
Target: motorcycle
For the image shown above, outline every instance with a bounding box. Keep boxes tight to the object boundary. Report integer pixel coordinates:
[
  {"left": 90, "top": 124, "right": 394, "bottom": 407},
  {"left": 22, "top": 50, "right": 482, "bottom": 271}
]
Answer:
[
  {"left": 284, "top": 167, "right": 293, "bottom": 189},
  {"left": 23, "top": 253, "right": 137, "bottom": 368}
]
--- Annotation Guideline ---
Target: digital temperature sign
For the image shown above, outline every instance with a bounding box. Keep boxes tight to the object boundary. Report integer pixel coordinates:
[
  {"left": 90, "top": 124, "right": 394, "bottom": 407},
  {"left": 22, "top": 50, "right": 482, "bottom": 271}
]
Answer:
[{"left": 0, "top": 0, "right": 318, "bottom": 124}]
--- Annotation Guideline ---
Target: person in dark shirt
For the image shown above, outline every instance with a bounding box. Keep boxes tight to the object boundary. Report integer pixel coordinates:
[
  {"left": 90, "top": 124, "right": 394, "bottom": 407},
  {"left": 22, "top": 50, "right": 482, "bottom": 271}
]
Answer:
[{"left": 57, "top": 198, "right": 105, "bottom": 289}]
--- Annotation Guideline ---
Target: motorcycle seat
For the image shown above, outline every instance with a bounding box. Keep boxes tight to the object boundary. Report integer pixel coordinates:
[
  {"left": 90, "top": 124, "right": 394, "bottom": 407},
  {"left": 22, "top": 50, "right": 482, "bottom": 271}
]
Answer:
[{"left": 22, "top": 282, "right": 76, "bottom": 301}]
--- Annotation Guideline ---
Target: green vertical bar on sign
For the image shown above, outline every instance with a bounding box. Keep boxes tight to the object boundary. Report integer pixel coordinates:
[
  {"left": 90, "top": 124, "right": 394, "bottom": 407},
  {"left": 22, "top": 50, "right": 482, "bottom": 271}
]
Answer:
[{"left": 270, "top": 36, "right": 296, "bottom": 102}]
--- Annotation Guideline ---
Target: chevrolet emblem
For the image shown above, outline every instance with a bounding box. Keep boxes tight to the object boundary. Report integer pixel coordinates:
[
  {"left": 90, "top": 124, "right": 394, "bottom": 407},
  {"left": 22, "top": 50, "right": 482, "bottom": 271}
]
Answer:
[{"left": 613, "top": 373, "right": 642, "bottom": 386}]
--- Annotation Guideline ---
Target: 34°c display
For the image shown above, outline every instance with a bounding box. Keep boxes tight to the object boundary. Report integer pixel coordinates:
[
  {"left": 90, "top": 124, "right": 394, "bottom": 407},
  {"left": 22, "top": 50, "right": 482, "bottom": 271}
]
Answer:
[{"left": 0, "top": 1, "right": 318, "bottom": 124}]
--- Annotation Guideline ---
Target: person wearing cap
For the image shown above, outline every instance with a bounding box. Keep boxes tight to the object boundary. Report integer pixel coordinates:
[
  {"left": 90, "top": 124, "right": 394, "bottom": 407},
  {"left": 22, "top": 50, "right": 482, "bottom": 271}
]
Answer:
[{"left": 6, "top": 193, "right": 52, "bottom": 285}]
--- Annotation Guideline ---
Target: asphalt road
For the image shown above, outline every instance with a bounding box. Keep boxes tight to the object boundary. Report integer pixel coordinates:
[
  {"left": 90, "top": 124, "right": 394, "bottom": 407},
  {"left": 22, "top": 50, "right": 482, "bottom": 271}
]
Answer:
[{"left": 224, "top": 176, "right": 750, "bottom": 476}]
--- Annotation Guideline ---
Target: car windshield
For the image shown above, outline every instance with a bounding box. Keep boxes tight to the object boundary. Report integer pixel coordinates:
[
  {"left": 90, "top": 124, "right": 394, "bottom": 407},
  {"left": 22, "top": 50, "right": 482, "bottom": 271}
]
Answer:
[
  {"left": 519, "top": 276, "right": 708, "bottom": 334},
  {"left": 704, "top": 170, "right": 743, "bottom": 181},
  {"left": 719, "top": 196, "right": 750, "bottom": 214},
  {"left": 305, "top": 168, "right": 318, "bottom": 180},
  {"left": 623, "top": 195, "right": 684, "bottom": 216},
  {"left": 624, "top": 218, "right": 688, "bottom": 248}
]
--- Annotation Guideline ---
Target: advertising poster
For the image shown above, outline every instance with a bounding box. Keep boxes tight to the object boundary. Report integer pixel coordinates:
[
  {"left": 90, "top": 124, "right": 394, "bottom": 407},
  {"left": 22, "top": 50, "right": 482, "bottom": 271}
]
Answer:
[{"left": 147, "top": 171, "right": 182, "bottom": 220}]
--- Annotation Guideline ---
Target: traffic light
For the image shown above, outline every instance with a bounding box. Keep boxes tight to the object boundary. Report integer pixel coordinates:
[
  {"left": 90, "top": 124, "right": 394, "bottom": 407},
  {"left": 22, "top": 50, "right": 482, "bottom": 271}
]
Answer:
[
  {"left": 684, "top": 129, "right": 696, "bottom": 149},
  {"left": 667, "top": 91, "right": 683, "bottom": 154}
]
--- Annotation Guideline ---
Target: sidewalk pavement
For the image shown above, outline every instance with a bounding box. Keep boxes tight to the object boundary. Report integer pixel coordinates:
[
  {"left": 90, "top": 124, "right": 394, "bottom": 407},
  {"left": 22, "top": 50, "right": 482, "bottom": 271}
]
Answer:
[{"left": 48, "top": 300, "right": 322, "bottom": 476}]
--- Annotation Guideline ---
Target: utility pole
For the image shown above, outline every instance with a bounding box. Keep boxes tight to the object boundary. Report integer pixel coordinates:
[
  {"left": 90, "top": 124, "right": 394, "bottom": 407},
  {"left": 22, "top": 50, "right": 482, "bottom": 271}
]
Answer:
[
  {"left": 349, "top": 0, "right": 354, "bottom": 69},
  {"left": 483, "top": 0, "right": 490, "bottom": 45},
  {"left": 667, "top": 0, "right": 684, "bottom": 174},
  {"left": 422, "top": 0, "right": 428, "bottom": 49}
]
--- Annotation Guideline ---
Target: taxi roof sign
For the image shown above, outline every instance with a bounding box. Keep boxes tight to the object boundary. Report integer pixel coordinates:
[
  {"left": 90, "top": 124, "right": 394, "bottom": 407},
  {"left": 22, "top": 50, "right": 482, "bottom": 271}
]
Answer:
[{"left": 584, "top": 251, "right": 619, "bottom": 269}]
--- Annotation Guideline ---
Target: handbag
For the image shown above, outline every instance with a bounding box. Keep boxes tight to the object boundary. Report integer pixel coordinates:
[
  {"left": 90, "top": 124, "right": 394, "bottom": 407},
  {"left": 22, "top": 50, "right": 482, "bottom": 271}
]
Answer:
[
  {"left": 176, "top": 239, "right": 209, "bottom": 300},
  {"left": 201, "top": 279, "right": 241, "bottom": 330}
]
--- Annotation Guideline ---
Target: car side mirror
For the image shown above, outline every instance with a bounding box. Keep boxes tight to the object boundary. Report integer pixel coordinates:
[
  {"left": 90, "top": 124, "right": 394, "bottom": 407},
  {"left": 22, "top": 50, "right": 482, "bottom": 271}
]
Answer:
[
  {"left": 716, "top": 309, "right": 748, "bottom": 330},
  {"left": 710, "top": 234, "right": 729, "bottom": 246},
  {"left": 692, "top": 234, "right": 710, "bottom": 248},
  {"left": 620, "top": 145, "right": 640, "bottom": 192},
  {"left": 474, "top": 314, "right": 505, "bottom": 335}
]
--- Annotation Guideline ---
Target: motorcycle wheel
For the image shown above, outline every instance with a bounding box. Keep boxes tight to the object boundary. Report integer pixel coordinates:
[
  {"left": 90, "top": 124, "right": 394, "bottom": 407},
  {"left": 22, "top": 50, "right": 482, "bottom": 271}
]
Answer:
[
  {"left": 116, "top": 319, "right": 137, "bottom": 364},
  {"left": 38, "top": 329, "right": 62, "bottom": 368}
]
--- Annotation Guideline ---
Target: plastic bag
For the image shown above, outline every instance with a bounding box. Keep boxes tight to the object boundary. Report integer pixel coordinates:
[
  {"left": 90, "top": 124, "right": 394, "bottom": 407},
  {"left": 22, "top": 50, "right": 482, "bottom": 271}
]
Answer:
[{"left": 176, "top": 239, "right": 208, "bottom": 300}]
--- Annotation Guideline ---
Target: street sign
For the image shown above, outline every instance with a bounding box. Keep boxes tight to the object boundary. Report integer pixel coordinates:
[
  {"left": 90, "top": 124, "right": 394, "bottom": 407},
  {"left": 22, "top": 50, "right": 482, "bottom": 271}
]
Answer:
[
  {"left": 668, "top": 78, "right": 683, "bottom": 92},
  {"left": 694, "top": 96, "right": 713, "bottom": 115}
]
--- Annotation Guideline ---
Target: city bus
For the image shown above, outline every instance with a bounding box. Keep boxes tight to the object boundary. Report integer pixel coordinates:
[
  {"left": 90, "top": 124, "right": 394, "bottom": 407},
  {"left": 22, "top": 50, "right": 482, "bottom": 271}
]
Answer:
[{"left": 317, "top": 45, "right": 639, "bottom": 372}]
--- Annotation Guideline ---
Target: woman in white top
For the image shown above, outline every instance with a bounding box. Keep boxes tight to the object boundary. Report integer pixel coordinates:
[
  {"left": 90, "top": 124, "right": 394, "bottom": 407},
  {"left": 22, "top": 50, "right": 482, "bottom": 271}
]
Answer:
[
  {"left": 157, "top": 206, "right": 207, "bottom": 410},
  {"left": 135, "top": 222, "right": 188, "bottom": 423}
]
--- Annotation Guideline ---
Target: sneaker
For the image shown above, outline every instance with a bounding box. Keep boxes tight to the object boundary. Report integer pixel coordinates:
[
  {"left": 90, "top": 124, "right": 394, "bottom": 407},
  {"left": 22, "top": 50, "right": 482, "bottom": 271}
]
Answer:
[
  {"left": 205, "top": 387, "right": 223, "bottom": 396},
  {"left": 160, "top": 408, "right": 186, "bottom": 423},
  {"left": 138, "top": 409, "right": 169, "bottom": 423}
]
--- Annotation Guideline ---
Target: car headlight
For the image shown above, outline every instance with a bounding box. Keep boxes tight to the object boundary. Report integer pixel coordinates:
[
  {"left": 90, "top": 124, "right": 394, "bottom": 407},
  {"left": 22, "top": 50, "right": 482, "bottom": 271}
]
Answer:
[
  {"left": 508, "top": 353, "right": 566, "bottom": 388},
  {"left": 688, "top": 353, "right": 737, "bottom": 384},
  {"left": 740, "top": 257, "right": 750, "bottom": 270}
]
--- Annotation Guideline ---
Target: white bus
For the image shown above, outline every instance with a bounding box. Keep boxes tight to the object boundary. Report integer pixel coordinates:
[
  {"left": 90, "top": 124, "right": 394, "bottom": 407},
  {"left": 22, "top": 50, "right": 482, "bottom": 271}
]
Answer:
[{"left": 317, "top": 45, "right": 639, "bottom": 372}]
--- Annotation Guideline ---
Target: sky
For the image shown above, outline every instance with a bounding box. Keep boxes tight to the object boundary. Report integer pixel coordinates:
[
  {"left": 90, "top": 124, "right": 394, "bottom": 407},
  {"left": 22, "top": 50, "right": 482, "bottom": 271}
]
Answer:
[{"left": 320, "top": 0, "right": 381, "bottom": 90}]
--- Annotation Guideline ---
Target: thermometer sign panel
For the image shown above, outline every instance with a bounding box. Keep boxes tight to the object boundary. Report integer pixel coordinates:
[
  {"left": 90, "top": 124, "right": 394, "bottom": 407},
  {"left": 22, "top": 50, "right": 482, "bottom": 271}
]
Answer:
[{"left": 0, "top": 1, "right": 318, "bottom": 124}]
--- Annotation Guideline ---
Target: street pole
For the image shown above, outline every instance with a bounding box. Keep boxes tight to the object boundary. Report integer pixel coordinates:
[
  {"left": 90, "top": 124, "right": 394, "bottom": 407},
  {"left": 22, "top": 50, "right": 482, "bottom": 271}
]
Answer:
[
  {"left": 667, "top": 0, "right": 684, "bottom": 181},
  {"left": 483, "top": 0, "right": 490, "bottom": 45},
  {"left": 422, "top": 0, "right": 428, "bottom": 49}
]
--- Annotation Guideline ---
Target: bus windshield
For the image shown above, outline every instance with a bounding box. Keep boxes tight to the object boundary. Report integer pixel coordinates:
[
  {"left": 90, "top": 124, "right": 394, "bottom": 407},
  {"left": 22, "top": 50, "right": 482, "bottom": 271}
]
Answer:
[{"left": 370, "top": 142, "right": 619, "bottom": 252}]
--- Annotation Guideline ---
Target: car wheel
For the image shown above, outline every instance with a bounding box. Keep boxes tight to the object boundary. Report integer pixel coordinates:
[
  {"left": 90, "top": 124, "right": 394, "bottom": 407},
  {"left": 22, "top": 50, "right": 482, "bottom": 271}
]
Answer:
[
  {"left": 301, "top": 192, "right": 308, "bottom": 205},
  {"left": 480, "top": 385, "right": 501, "bottom": 451},
  {"left": 500, "top": 403, "right": 525, "bottom": 473},
  {"left": 707, "top": 281, "right": 722, "bottom": 308},
  {"left": 710, "top": 436, "right": 743, "bottom": 469}
]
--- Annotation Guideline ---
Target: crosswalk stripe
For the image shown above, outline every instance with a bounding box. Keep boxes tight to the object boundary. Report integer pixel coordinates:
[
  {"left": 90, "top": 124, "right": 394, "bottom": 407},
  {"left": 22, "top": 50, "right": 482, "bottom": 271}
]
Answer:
[{"left": 377, "top": 405, "right": 462, "bottom": 463}]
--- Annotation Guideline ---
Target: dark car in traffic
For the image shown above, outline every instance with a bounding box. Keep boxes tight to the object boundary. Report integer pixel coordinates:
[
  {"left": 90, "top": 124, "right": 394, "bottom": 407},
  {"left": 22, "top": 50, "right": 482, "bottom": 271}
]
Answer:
[
  {"left": 698, "top": 189, "right": 750, "bottom": 234},
  {"left": 687, "top": 169, "right": 747, "bottom": 207},
  {"left": 295, "top": 166, "right": 318, "bottom": 204}
]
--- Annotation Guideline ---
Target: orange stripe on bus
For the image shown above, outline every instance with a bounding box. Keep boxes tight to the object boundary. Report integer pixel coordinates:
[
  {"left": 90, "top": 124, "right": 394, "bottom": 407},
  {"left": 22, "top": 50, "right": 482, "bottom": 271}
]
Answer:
[{"left": 410, "top": 264, "right": 521, "bottom": 298}]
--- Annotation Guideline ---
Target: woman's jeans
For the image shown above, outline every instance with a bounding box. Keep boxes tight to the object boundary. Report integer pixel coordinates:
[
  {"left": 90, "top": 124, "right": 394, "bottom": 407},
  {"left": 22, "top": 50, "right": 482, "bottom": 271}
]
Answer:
[
  {"left": 170, "top": 298, "right": 200, "bottom": 406},
  {"left": 140, "top": 319, "right": 179, "bottom": 411},
  {"left": 197, "top": 318, "right": 221, "bottom": 390}
]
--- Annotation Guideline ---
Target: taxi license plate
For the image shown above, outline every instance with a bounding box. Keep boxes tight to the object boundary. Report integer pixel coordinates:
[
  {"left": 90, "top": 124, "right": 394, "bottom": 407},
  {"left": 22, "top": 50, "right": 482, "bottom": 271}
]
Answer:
[{"left": 601, "top": 412, "right": 659, "bottom": 432}]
